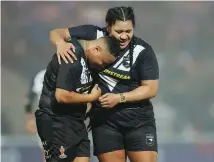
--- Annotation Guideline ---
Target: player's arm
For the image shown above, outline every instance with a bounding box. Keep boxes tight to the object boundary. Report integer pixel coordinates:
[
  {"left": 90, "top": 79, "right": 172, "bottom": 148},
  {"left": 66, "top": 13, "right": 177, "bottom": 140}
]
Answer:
[
  {"left": 56, "top": 84, "right": 100, "bottom": 104},
  {"left": 55, "top": 61, "right": 101, "bottom": 104},
  {"left": 122, "top": 80, "right": 158, "bottom": 103},
  {"left": 50, "top": 25, "right": 97, "bottom": 45},
  {"left": 50, "top": 25, "right": 98, "bottom": 64},
  {"left": 122, "top": 45, "right": 159, "bottom": 102}
]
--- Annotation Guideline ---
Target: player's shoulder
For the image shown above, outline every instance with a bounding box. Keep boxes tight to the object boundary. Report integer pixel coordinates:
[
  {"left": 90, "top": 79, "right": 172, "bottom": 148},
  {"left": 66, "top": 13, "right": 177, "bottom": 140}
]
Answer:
[
  {"left": 60, "top": 55, "right": 84, "bottom": 74},
  {"left": 59, "top": 59, "right": 82, "bottom": 79},
  {"left": 66, "top": 38, "right": 84, "bottom": 59},
  {"left": 134, "top": 36, "right": 155, "bottom": 56},
  {"left": 134, "top": 36, "right": 153, "bottom": 50}
]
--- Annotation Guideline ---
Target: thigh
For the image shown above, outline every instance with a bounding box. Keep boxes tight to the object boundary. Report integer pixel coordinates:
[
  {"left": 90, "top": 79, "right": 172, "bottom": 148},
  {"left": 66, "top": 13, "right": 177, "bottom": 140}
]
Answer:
[
  {"left": 127, "top": 151, "right": 157, "bottom": 162},
  {"left": 52, "top": 116, "right": 87, "bottom": 162},
  {"left": 125, "top": 122, "right": 158, "bottom": 162},
  {"left": 92, "top": 125, "right": 124, "bottom": 156},
  {"left": 98, "top": 150, "right": 126, "bottom": 162},
  {"left": 76, "top": 136, "right": 91, "bottom": 158},
  {"left": 125, "top": 122, "right": 158, "bottom": 152},
  {"left": 74, "top": 157, "right": 90, "bottom": 162}
]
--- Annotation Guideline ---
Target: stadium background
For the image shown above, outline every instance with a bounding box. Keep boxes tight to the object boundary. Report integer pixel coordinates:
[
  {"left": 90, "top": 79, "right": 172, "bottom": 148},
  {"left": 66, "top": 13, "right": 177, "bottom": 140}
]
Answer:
[{"left": 1, "top": 1, "right": 214, "bottom": 162}]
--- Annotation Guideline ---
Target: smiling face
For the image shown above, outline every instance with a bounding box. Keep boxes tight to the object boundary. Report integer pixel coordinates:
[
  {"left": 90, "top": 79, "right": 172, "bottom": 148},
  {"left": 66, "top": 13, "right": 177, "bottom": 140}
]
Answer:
[
  {"left": 107, "top": 20, "right": 134, "bottom": 49},
  {"left": 105, "top": 7, "right": 135, "bottom": 49}
]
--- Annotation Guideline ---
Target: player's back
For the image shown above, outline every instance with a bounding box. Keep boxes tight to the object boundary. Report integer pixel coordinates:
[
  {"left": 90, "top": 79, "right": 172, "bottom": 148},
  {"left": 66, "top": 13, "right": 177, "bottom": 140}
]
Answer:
[{"left": 38, "top": 53, "right": 62, "bottom": 114}]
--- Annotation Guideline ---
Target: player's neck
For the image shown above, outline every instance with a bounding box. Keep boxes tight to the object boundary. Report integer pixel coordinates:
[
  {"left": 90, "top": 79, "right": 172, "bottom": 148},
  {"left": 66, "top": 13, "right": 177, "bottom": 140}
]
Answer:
[{"left": 78, "top": 40, "right": 90, "bottom": 60}]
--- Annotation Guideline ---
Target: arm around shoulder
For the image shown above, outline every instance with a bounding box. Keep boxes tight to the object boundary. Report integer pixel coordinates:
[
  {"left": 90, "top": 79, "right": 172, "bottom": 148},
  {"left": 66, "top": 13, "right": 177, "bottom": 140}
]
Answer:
[{"left": 50, "top": 28, "right": 71, "bottom": 46}]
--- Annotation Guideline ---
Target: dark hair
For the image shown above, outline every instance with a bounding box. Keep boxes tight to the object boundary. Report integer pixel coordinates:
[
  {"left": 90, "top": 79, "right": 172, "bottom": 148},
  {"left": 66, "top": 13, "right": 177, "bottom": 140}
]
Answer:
[
  {"left": 105, "top": 6, "right": 135, "bottom": 27},
  {"left": 129, "top": 38, "right": 135, "bottom": 79},
  {"left": 106, "top": 6, "right": 135, "bottom": 81},
  {"left": 103, "top": 36, "right": 121, "bottom": 57}
]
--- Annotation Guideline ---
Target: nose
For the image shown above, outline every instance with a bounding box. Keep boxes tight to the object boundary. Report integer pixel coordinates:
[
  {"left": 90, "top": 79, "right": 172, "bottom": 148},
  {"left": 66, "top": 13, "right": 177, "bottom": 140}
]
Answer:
[{"left": 120, "top": 33, "right": 128, "bottom": 40}]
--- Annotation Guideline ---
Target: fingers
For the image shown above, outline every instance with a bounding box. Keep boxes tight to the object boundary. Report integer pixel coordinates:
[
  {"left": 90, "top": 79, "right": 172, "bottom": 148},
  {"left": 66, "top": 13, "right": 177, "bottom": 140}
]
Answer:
[
  {"left": 102, "top": 103, "right": 110, "bottom": 108},
  {"left": 100, "top": 101, "right": 108, "bottom": 105},
  {"left": 99, "top": 98, "right": 108, "bottom": 103},
  {"left": 64, "top": 52, "right": 73, "bottom": 63},
  {"left": 57, "top": 54, "right": 61, "bottom": 64},
  {"left": 68, "top": 43, "right": 77, "bottom": 60},
  {"left": 67, "top": 50, "right": 77, "bottom": 61},
  {"left": 57, "top": 51, "right": 75, "bottom": 64},
  {"left": 70, "top": 43, "right": 76, "bottom": 53},
  {"left": 99, "top": 94, "right": 108, "bottom": 100},
  {"left": 56, "top": 42, "right": 77, "bottom": 64},
  {"left": 61, "top": 52, "right": 69, "bottom": 64}
]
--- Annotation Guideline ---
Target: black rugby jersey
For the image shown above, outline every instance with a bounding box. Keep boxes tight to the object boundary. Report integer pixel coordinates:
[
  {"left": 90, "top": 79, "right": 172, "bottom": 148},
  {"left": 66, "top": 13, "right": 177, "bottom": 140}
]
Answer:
[
  {"left": 69, "top": 25, "right": 159, "bottom": 119},
  {"left": 38, "top": 38, "right": 93, "bottom": 119}
]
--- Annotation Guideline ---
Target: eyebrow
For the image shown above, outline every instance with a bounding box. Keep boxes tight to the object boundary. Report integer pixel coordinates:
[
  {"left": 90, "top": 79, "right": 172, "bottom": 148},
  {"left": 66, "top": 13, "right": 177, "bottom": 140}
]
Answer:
[{"left": 114, "top": 29, "right": 132, "bottom": 31}]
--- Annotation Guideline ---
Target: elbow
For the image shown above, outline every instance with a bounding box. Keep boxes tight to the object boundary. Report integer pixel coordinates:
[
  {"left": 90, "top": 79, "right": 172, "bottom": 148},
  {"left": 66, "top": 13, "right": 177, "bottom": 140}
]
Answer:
[
  {"left": 150, "top": 94, "right": 156, "bottom": 99},
  {"left": 149, "top": 87, "right": 158, "bottom": 99},
  {"left": 55, "top": 88, "right": 76, "bottom": 103},
  {"left": 141, "top": 80, "right": 159, "bottom": 100},
  {"left": 55, "top": 89, "right": 69, "bottom": 103},
  {"left": 50, "top": 29, "right": 58, "bottom": 40},
  {"left": 50, "top": 29, "right": 54, "bottom": 39},
  {"left": 55, "top": 91, "right": 66, "bottom": 103},
  {"left": 147, "top": 94, "right": 156, "bottom": 100},
  {"left": 50, "top": 28, "right": 57, "bottom": 34}
]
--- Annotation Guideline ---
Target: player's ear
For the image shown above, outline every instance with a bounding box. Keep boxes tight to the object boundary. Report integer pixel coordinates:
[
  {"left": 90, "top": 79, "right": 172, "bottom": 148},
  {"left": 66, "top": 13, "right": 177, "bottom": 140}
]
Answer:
[{"left": 92, "top": 46, "right": 102, "bottom": 55}]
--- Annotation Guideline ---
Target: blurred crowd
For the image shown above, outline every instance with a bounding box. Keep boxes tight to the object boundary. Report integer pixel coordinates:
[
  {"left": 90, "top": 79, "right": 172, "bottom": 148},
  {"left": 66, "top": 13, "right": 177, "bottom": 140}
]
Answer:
[{"left": 1, "top": 1, "right": 214, "bottom": 142}]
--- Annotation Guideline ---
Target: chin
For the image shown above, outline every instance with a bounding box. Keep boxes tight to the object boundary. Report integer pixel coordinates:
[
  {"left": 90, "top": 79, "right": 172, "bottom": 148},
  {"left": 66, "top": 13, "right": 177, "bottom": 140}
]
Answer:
[
  {"left": 120, "top": 45, "right": 128, "bottom": 49},
  {"left": 120, "top": 42, "right": 130, "bottom": 49}
]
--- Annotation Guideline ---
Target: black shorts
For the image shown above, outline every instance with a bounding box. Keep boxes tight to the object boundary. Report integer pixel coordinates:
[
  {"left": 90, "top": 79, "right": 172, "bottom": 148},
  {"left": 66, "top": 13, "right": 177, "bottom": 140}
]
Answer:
[
  {"left": 35, "top": 110, "right": 90, "bottom": 162},
  {"left": 91, "top": 108, "right": 158, "bottom": 156}
]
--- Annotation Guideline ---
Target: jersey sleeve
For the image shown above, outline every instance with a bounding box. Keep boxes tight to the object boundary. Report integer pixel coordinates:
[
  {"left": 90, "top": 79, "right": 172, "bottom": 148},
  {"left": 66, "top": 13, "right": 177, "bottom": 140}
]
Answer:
[
  {"left": 56, "top": 62, "right": 80, "bottom": 91},
  {"left": 137, "top": 45, "right": 159, "bottom": 80},
  {"left": 68, "top": 25, "right": 103, "bottom": 40}
]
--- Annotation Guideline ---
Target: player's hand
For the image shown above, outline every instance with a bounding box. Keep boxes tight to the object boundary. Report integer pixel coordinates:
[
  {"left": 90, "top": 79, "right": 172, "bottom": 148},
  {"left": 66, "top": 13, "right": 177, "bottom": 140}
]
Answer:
[
  {"left": 56, "top": 40, "right": 77, "bottom": 64},
  {"left": 99, "top": 93, "right": 120, "bottom": 108},
  {"left": 90, "top": 84, "right": 101, "bottom": 101}
]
